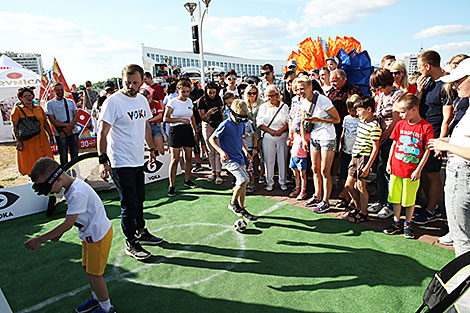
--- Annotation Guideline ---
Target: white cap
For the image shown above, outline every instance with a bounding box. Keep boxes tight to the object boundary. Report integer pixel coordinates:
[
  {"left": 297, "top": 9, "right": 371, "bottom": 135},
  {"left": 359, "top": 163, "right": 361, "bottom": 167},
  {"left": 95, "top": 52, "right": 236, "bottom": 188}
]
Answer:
[
  {"left": 287, "top": 59, "right": 298, "bottom": 68},
  {"left": 440, "top": 58, "right": 470, "bottom": 83}
]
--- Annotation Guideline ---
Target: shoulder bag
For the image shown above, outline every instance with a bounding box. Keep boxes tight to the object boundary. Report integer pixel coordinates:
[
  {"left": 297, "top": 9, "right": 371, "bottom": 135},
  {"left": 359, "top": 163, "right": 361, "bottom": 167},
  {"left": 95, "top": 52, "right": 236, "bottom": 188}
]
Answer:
[
  {"left": 16, "top": 105, "right": 41, "bottom": 141},
  {"left": 303, "top": 92, "right": 319, "bottom": 133}
]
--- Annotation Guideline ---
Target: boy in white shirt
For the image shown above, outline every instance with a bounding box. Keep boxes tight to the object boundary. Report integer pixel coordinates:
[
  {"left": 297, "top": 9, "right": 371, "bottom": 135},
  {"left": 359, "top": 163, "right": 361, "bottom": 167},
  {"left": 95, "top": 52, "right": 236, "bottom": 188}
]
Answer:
[{"left": 24, "top": 158, "right": 115, "bottom": 313}]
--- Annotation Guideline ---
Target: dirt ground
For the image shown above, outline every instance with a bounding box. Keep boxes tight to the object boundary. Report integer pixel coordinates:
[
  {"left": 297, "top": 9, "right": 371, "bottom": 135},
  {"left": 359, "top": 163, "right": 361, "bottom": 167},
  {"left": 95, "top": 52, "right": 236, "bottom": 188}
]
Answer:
[{"left": 0, "top": 142, "right": 96, "bottom": 188}]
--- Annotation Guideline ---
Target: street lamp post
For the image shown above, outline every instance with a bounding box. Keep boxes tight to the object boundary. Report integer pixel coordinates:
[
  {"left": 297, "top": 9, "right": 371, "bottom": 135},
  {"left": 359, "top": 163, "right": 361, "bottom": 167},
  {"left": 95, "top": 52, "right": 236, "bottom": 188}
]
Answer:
[{"left": 184, "top": 0, "right": 211, "bottom": 89}]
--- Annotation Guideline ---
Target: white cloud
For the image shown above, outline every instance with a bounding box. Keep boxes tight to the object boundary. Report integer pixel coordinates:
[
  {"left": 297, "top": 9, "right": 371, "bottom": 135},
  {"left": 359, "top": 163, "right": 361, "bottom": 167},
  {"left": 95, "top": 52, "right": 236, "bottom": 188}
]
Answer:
[
  {"left": 430, "top": 41, "right": 470, "bottom": 52},
  {"left": 145, "top": 24, "right": 157, "bottom": 30},
  {"left": 205, "top": 15, "right": 306, "bottom": 56},
  {"left": 413, "top": 25, "right": 470, "bottom": 39},
  {"left": 302, "top": 0, "right": 398, "bottom": 27},
  {"left": 0, "top": 11, "right": 140, "bottom": 83},
  {"left": 164, "top": 26, "right": 180, "bottom": 32}
]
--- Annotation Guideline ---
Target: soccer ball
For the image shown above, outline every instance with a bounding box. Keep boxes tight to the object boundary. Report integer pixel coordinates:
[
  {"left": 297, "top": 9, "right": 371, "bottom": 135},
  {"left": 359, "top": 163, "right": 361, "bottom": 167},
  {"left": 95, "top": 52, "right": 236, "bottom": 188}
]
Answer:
[{"left": 234, "top": 219, "right": 247, "bottom": 232}]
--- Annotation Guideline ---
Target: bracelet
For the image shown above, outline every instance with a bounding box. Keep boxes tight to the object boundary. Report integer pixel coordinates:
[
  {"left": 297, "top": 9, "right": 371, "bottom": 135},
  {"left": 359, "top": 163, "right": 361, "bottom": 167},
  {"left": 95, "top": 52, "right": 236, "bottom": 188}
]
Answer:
[
  {"left": 253, "top": 147, "right": 259, "bottom": 151},
  {"left": 149, "top": 148, "right": 155, "bottom": 152},
  {"left": 98, "top": 153, "right": 110, "bottom": 164}
]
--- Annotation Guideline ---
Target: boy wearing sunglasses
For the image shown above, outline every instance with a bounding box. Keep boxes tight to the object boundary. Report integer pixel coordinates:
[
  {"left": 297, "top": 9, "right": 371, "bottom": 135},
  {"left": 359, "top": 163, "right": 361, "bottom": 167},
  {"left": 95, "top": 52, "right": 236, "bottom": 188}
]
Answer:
[
  {"left": 209, "top": 100, "right": 256, "bottom": 221},
  {"left": 24, "top": 157, "right": 115, "bottom": 313}
]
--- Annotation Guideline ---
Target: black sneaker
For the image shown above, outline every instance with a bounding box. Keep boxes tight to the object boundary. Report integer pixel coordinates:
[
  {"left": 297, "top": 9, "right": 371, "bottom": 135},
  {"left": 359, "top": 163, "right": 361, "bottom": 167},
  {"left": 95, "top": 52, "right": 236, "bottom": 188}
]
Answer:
[
  {"left": 404, "top": 224, "right": 414, "bottom": 239},
  {"left": 184, "top": 180, "right": 197, "bottom": 188},
  {"left": 126, "top": 240, "right": 151, "bottom": 260},
  {"left": 137, "top": 228, "right": 163, "bottom": 246},
  {"left": 192, "top": 163, "right": 204, "bottom": 172},
  {"left": 228, "top": 201, "right": 244, "bottom": 217},
  {"left": 241, "top": 208, "right": 257, "bottom": 221},
  {"left": 383, "top": 223, "right": 402, "bottom": 235},
  {"left": 168, "top": 186, "right": 176, "bottom": 197}
]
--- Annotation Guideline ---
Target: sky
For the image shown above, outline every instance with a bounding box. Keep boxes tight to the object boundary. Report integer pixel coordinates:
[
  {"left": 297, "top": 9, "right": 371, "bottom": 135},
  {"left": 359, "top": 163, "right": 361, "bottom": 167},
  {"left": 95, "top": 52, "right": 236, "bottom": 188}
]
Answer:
[{"left": 1, "top": 0, "right": 469, "bottom": 84}]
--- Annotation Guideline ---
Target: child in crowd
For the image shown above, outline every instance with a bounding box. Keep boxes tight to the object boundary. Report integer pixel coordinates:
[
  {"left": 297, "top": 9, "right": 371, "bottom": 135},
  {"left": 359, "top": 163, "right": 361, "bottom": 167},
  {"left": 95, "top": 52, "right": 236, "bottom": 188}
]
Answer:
[
  {"left": 344, "top": 96, "right": 381, "bottom": 223},
  {"left": 287, "top": 115, "right": 309, "bottom": 200},
  {"left": 222, "top": 92, "right": 235, "bottom": 120},
  {"left": 24, "top": 158, "right": 115, "bottom": 313},
  {"left": 338, "top": 95, "right": 360, "bottom": 208},
  {"left": 210, "top": 99, "right": 256, "bottom": 221},
  {"left": 243, "top": 117, "right": 258, "bottom": 193},
  {"left": 383, "top": 94, "right": 433, "bottom": 239}
]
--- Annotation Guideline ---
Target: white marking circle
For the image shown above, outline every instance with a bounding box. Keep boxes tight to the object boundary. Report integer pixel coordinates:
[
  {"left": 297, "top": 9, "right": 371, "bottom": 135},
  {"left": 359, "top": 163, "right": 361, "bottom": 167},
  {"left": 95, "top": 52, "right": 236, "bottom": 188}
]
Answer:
[{"left": 113, "top": 222, "right": 246, "bottom": 288}]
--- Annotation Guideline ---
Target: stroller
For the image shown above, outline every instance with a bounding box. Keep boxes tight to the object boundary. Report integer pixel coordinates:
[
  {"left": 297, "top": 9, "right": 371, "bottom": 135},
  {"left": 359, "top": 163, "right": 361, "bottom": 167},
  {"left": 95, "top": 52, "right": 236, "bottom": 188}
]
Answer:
[{"left": 416, "top": 251, "right": 470, "bottom": 313}]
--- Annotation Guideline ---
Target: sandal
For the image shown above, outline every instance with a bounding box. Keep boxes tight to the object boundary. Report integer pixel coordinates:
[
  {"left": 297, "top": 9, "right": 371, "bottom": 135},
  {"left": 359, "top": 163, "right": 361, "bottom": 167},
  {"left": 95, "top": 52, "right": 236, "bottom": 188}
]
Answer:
[
  {"left": 337, "top": 199, "right": 348, "bottom": 208},
  {"left": 349, "top": 212, "right": 369, "bottom": 223}
]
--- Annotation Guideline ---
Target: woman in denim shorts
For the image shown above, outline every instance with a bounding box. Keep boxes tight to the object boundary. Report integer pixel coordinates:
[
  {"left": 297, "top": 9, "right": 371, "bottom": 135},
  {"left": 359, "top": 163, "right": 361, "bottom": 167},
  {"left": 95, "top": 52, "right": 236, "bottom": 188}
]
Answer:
[
  {"left": 140, "top": 89, "right": 165, "bottom": 155},
  {"left": 298, "top": 76, "right": 340, "bottom": 213}
]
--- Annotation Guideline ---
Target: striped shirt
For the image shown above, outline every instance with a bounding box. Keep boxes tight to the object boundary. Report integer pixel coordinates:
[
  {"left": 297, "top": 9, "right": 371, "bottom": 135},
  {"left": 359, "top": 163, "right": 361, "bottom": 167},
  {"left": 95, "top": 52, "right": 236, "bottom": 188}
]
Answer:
[{"left": 351, "top": 119, "right": 382, "bottom": 157}]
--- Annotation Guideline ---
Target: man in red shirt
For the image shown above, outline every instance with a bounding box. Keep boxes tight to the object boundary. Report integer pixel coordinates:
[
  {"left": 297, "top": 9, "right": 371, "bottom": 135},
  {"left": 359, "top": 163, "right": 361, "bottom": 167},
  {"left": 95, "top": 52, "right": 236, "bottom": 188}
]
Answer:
[{"left": 143, "top": 72, "right": 164, "bottom": 103}]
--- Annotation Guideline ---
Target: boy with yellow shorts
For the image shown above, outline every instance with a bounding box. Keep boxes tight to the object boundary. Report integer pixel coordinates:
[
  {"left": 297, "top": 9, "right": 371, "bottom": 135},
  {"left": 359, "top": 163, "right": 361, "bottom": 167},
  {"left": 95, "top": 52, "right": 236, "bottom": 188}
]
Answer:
[
  {"left": 384, "top": 94, "right": 434, "bottom": 239},
  {"left": 24, "top": 158, "right": 115, "bottom": 313}
]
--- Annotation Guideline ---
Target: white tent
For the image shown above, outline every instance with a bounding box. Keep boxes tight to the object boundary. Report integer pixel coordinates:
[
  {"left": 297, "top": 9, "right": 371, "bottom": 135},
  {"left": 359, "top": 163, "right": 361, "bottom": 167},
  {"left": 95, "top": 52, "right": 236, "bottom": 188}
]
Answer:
[{"left": 0, "top": 56, "right": 41, "bottom": 142}]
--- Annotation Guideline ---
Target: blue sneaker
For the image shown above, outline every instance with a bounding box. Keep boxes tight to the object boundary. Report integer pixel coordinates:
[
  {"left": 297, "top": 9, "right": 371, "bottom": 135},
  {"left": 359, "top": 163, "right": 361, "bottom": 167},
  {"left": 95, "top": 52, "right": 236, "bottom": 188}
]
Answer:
[
  {"left": 76, "top": 298, "right": 99, "bottom": 313},
  {"left": 412, "top": 209, "right": 437, "bottom": 225},
  {"left": 92, "top": 306, "right": 116, "bottom": 313}
]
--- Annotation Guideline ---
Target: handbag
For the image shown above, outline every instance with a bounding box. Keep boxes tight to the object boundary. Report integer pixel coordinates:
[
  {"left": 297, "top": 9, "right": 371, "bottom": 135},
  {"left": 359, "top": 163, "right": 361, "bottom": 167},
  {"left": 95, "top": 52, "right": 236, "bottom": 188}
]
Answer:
[
  {"left": 16, "top": 106, "right": 41, "bottom": 141},
  {"left": 303, "top": 92, "right": 319, "bottom": 133},
  {"left": 259, "top": 103, "right": 285, "bottom": 148},
  {"left": 56, "top": 98, "right": 73, "bottom": 139}
]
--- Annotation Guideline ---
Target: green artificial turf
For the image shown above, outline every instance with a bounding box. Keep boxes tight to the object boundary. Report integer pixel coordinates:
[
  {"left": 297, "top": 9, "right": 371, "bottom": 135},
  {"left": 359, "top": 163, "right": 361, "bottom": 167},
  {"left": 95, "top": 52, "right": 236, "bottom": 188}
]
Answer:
[{"left": 1, "top": 175, "right": 454, "bottom": 313}]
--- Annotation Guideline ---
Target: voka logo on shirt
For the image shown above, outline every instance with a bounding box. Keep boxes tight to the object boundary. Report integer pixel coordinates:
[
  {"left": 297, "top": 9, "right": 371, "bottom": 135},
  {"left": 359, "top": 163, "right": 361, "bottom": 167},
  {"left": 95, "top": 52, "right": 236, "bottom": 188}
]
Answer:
[{"left": 127, "top": 109, "right": 147, "bottom": 120}]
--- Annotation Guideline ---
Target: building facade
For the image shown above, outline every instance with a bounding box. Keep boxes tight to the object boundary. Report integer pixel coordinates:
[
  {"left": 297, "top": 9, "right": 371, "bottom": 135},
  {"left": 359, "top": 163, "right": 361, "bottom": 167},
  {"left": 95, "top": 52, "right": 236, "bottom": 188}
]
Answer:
[
  {"left": 142, "top": 46, "right": 285, "bottom": 79},
  {"left": 0, "top": 52, "right": 43, "bottom": 75},
  {"left": 404, "top": 54, "right": 419, "bottom": 76}
]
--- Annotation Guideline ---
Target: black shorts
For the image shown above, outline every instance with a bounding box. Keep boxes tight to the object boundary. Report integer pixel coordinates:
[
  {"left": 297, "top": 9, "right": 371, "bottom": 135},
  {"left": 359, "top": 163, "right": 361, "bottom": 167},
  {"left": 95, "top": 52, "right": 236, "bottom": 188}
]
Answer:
[
  {"left": 168, "top": 124, "right": 195, "bottom": 148},
  {"left": 423, "top": 151, "right": 443, "bottom": 173},
  {"left": 339, "top": 152, "right": 352, "bottom": 180}
]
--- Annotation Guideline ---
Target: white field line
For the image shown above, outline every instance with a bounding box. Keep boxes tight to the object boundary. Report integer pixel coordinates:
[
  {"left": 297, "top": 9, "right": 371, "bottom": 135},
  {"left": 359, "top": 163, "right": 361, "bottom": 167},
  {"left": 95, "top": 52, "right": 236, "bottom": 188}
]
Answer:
[{"left": 18, "top": 201, "right": 287, "bottom": 313}]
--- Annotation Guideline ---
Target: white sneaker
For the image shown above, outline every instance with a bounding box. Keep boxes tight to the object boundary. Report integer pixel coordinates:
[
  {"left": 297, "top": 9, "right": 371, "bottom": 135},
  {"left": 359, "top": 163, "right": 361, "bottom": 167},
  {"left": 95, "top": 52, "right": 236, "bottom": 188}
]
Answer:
[
  {"left": 438, "top": 233, "right": 453, "bottom": 246},
  {"left": 377, "top": 206, "right": 393, "bottom": 219},
  {"left": 266, "top": 185, "right": 273, "bottom": 191},
  {"left": 367, "top": 202, "right": 383, "bottom": 213},
  {"left": 280, "top": 184, "right": 288, "bottom": 191}
]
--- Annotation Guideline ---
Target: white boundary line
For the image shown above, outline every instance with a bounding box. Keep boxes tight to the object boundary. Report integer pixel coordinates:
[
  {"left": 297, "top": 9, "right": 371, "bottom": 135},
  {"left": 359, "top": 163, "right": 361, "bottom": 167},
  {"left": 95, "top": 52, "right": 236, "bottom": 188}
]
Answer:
[{"left": 18, "top": 201, "right": 287, "bottom": 313}]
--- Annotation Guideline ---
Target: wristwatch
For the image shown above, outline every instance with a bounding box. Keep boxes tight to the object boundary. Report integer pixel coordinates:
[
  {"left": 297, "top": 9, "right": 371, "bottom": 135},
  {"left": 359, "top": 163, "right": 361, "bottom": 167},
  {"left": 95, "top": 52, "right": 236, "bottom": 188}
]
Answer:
[{"left": 98, "top": 153, "right": 110, "bottom": 164}]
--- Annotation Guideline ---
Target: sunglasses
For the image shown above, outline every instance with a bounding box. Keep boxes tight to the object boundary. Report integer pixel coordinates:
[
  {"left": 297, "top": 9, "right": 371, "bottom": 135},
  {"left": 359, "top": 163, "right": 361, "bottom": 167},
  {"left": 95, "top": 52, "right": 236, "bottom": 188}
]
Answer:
[
  {"left": 247, "top": 92, "right": 258, "bottom": 95},
  {"left": 391, "top": 71, "right": 401, "bottom": 76},
  {"left": 227, "top": 77, "right": 237, "bottom": 81},
  {"left": 266, "top": 94, "right": 277, "bottom": 98},
  {"left": 261, "top": 71, "right": 272, "bottom": 76}
]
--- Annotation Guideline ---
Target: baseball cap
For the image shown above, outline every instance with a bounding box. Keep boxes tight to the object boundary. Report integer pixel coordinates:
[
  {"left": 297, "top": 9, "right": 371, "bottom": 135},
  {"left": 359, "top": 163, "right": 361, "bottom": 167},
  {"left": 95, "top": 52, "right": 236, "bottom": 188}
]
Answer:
[
  {"left": 440, "top": 58, "right": 470, "bottom": 83},
  {"left": 326, "top": 56, "right": 339, "bottom": 64},
  {"left": 287, "top": 59, "right": 298, "bottom": 68},
  {"left": 309, "top": 68, "right": 320, "bottom": 75},
  {"left": 104, "top": 80, "right": 115, "bottom": 91}
]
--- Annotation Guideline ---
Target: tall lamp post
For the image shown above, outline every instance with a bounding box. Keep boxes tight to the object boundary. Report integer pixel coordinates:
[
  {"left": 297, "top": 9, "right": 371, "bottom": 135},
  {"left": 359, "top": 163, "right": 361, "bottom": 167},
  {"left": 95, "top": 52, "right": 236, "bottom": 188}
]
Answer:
[{"left": 184, "top": 0, "right": 210, "bottom": 89}]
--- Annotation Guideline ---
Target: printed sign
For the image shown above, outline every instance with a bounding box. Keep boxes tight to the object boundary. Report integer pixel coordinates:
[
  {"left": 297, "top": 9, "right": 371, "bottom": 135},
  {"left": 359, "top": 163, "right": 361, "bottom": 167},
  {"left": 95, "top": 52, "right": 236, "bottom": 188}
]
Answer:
[
  {"left": 50, "top": 136, "right": 96, "bottom": 153},
  {"left": 0, "top": 184, "right": 49, "bottom": 222},
  {"left": 144, "top": 153, "right": 181, "bottom": 184}
]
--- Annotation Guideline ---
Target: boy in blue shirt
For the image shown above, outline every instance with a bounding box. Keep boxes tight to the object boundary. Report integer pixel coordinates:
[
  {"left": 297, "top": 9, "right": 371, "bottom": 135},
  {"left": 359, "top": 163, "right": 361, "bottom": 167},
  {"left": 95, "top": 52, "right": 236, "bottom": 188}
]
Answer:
[{"left": 209, "top": 99, "right": 256, "bottom": 221}]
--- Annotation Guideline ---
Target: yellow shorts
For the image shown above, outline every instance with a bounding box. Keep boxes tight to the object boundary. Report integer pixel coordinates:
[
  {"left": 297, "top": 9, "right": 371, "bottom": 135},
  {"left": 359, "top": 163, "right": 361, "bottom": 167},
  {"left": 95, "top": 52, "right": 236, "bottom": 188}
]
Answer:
[
  {"left": 82, "top": 226, "right": 113, "bottom": 276},
  {"left": 387, "top": 174, "right": 420, "bottom": 207}
]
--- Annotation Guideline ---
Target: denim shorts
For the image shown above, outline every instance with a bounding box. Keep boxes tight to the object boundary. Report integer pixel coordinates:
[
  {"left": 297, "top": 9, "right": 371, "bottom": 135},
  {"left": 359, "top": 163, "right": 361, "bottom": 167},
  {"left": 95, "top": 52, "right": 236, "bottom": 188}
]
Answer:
[
  {"left": 310, "top": 139, "right": 337, "bottom": 151},
  {"left": 224, "top": 161, "right": 249, "bottom": 185},
  {"left": 289, "top": 156, "right": 308, "bottom": 171},
  {"left": 150, "top": 122, "right": 162, "bottom": 138}
]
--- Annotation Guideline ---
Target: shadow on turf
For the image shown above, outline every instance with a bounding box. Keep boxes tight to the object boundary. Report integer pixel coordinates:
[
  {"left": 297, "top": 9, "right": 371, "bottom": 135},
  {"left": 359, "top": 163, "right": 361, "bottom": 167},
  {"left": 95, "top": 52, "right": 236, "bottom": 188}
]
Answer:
[
  {"left": 157, "top": 241, "right": 435, "bottom": 291},
  {"left": 254, "top": 215, "right": 380, "bottom": 237}
]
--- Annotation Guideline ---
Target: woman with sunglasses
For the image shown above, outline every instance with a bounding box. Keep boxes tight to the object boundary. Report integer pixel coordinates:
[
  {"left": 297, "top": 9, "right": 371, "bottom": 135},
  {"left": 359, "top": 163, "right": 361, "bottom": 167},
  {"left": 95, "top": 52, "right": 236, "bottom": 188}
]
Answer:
[
  {"left": 199, "top": 82, "right": 224, "bottom": 184},
  {"left": 390, "top": 61, "right": 417, "bottom": 95},
  {"left": 219, "top": 69, "right": 239, "bottom": 99},
  {"left": 10, "top": 87, "right": 54, "bottom": 175},
  {"left": 244, "top": 84, "right": 264, "bottom": 187},
  {"left": 257, "top": 85, "right": 289, "bottom": 191},
  {"left": 164, "top": 79, "right": 198, "bottom": 197},
  {"left": 367, "top": 69, "right": 404, "bottom": 218}
]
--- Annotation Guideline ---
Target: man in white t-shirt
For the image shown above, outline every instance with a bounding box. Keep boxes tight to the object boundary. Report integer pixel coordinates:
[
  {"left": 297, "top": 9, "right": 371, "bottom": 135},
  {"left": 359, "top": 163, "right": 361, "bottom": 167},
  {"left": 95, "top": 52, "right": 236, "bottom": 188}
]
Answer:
[{"left": 98, "top": 64, "right": 161, "bottom": 261}]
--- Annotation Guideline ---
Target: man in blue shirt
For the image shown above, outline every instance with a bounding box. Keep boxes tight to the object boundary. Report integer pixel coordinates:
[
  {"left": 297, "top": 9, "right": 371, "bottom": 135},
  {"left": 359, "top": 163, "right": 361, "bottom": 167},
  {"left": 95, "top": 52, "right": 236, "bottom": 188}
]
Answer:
[
  {"left": 414, "top": 50, "right": 454, "bottom": 224},
  {"left": 209, "top": 99, "right": 256, "bottom": 221}
]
